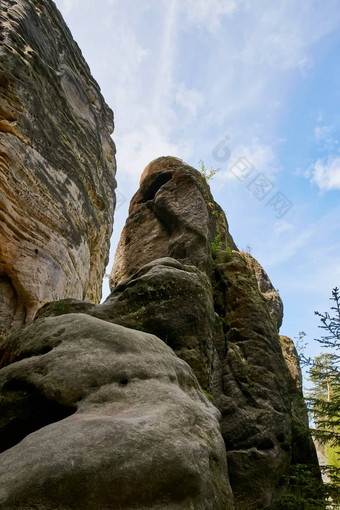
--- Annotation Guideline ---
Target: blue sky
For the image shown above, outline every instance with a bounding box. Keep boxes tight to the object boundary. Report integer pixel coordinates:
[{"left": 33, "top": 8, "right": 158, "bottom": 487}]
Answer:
[{"left": 54, "top": 0, "right": 340, "bottom": 373}]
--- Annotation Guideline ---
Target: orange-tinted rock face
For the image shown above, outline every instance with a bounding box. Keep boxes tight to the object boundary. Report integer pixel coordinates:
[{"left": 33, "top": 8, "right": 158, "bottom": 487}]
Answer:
[{"left": 0, "top": 0, "right": 116, "bottom": 335}]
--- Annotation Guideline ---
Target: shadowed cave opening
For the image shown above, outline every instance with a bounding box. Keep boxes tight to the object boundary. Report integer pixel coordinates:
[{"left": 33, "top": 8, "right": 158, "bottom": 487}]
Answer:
[
  {"left": 138, "top": 172, "right": 172, "bottom": 203},
  {"left": 0, "top": 378, "right": 76, "bottom": 453}
]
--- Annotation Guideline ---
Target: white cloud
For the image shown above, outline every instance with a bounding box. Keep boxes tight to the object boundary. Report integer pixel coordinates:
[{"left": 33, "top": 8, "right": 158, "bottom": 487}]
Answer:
[
  {"left": 115, "top": 124, "right": 193, "bottom": 185},
  {"left": 223, "top": 3, "right": 340, "bottom": 73},
  {"left": 151, "top": 1, "right": 179, "bottom": 120},
  {"left": 314, "top": 125, "right": 332, "bottom": 142},
  {"left": 57, "top": 0, "right": 82, "bottom": 14},
  {"left": 273, "top": 220, "right": 294, "bottom": 236},
  {"left": 175, "top": 84, "right": 204, "bottom": 116},
  {"left": 309, "top": 156, "right": 340, "bottom": 191},
  {"left": 217, "top": 139, "right": 279, "bottom": 184},
  {"left": 181, "top": 0, "right": 239, "bottom": 29}
]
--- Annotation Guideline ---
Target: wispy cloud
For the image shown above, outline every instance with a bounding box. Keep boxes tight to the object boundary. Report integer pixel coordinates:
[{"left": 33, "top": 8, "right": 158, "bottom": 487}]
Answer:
[
  {"left": 217, "top": 139, "right": 279, "bottom": 183},
  {"left": 308, "top": 156, "right": 340, "bottom": 191},
  {"left": 175, "top": 84, "right": 204, "bottom": 116},
  {"left": 116, "top": 124, "right": 192, "bottom": 184},
  {"left": 181, "top": 0, "right": 239, "bottom": 29},
  {"left": 314, "top": 125, "right": 333, "bottom": 142},
  {"left": 261, "top": 204, "right": 340, "bottom": 267},
  {"left": 151, "top": 1, "right": 179, "bottom": 121}
]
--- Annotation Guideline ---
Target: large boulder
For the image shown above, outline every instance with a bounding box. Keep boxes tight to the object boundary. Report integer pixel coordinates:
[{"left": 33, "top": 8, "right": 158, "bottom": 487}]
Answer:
[
  {"left": 37, "top": 257, "right": 217, "bottom": 389},
  {"left": 0, "top": 0, "right": 116, "bottom": 336},
  {"left": 0, "top": 313, "right": 233, "bottom": 510}
]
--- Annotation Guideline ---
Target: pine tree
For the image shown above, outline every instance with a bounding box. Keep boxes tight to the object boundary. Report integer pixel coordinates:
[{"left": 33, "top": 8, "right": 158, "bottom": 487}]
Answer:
[{"left": 307, "top": 287, "right": 340, "bottom": 507}]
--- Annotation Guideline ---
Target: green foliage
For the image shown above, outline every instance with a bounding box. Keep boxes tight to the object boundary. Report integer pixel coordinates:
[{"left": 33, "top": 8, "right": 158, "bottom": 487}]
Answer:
[
  {"left": 199, "top": 160, "right": 220, "bottom": 181},
  {"left": 211, "top": 234, "right": 224, "bottom": 256},
  {"left": 279, "top": 464, "right": 326, "bottom": 509},
  {"left": 202, "top": 389, "right": 214, "bottom": 400},
  {"left": 210, "top": 234, "right": 232, "bottom": 263},
  {"left": 306, "top": 288, "right": 340, "bottom": 507}
]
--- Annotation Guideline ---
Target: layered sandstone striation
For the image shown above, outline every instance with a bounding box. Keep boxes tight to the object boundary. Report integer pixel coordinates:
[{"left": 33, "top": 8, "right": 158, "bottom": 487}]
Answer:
[{"left": 0, "top": 0, "right": 116, "bottom": 336}]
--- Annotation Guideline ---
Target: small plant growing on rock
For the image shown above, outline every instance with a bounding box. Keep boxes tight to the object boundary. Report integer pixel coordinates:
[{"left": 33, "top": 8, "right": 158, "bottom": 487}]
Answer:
[
  {"left": 211, "top": 234, "right": 232, "bottom": 263},
  {"left": 211, "top": 234, "right": 224, "bottom": 256},
  {"left": 199, "top": 160, "right": 220, "bottom": 181},
  {"left": 203, "top": 389, "right": 214, "bottom": 400}
]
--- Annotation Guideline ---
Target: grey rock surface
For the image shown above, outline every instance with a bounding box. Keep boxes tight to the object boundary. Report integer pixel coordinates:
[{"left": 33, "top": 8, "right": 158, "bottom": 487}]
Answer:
[
  {"left": 212, "top": 252, "right": 292, "bottom": 509},
  {"left": 280, "top": 335, "right": 321, "bottom": 469},
  {"left": 37, "top": 257, "right": 217, "bottom": 389},
  {"left": 0, "top": 313, "right": 233, "bottom": 510},
  {"left": 106, "top": 157, "right": 320, "bottom": 508}
]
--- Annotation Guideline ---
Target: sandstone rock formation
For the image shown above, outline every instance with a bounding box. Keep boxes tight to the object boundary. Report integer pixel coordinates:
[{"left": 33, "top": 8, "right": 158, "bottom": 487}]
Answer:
[
  {"left": 110, "top": 156, "right": 236, "bottom": 287},
  {"left": 38, "top": 257, "right": 217, "bottom": 389},
  {"left": 212, "top": 253, "right": 291, "bottom": 509},
  {"left": 280, "top": 335, "right": 320, "bottom": 469},
  {"left": 34, "top": 156, "right": 321, "bottom": 508},
  {"left": 0, "top": 0, "right": 116, "bottom": 337},
  {"left": 108, "top": 157, "right": 320, "bottom": 508},
  {"left": 0, "top": 2, "right": 322, "bottom": 506},
  {"left": 0, "top": 314, "right": 233, "bottom": 510}
]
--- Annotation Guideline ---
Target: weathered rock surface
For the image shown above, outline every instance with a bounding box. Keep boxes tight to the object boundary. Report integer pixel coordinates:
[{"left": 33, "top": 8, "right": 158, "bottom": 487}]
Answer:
[
  {"left": 0, "top": 151, "right": 321, "bottom": 508},
  {"left": 101, "top": 156, "right": 320, "bottom": 509},
  {"left": 246, "top": 253, "right": 284, "bottom": 329},
  {"left": 110, "top": 156, "right": 236, "bottom": 288},
  {"left": 0, "top": 0, "right": 116, "bottom": 336},
  {"left": 0, "top": 2, "right": 322, "bottom": 499},
  {"left": 212, "top": 252, "right": 292, "bottom": 509},
  {"left": 280, "top": 335, "right": 320, "bottom": 468},
  {"left": 37, "top": 257, "right": 217, "bottom": 389},
  {"left": 0, "top": 313, "right": 233, "bottom": 509}
]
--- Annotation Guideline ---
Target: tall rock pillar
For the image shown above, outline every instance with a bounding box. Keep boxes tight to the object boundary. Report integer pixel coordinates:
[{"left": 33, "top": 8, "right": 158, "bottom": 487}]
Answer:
[{"left": 0, "top": 0, "right": 116, "bottom": 336}]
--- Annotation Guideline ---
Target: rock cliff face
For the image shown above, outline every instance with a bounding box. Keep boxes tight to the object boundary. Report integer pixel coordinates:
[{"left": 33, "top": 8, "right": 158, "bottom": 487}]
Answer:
[
  {"left": 30, "top": 156, "right": 321, "bottom": 508},
  {"left": 0, "top": 0, "right": 116, "bottom": 336},
  {"left": 110, "top": 156, "right": 236, "bottom": 287},
  {"left": 0, "top": 3, "right": 321, "bottom": 508},
  {"left": 107, "top": 156, "right": 319, "bottom": 509}
]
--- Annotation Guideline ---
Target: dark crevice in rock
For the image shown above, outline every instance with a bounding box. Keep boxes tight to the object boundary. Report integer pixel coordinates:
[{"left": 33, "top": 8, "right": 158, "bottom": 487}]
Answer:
[
  {"left": 0, "top": 275, "right": 18, "bottom": 338},
  {"left": 0, "top": 378, "right": 76, "bottom": 454},
  {"left": 138, "top": 172, "right": 172, "bottom": 203},
  {"left": 256, "top": 438, "right": 274, "bottom": 450}
]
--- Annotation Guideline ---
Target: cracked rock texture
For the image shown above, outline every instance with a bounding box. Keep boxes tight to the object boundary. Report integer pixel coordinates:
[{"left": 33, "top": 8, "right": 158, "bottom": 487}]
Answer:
[
  {"left": 38, "top": 156, "right": 321, "bottom": 508},
  {"left": 212, "top": 252, "right": 292, "bottom": 509},
  {"left": 0, "top": 0, "right": 116, "bottom": 336}
]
